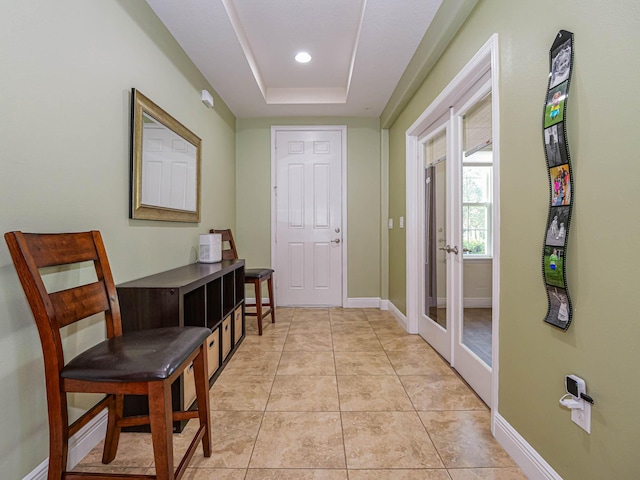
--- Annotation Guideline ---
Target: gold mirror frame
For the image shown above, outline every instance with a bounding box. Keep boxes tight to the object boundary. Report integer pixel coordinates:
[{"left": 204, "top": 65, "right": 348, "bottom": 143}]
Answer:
[{"left": 130, "top": 89, "right": 202, "bottom": 222}]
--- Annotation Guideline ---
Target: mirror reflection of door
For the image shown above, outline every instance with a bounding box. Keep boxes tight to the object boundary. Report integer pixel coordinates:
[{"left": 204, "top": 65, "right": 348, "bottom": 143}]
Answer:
[
  {"left": 424, "top": 129, "right": 448, "bottom": 329},
  {"left": 141, "top": 113, "right": 198, "bottom": 212}
]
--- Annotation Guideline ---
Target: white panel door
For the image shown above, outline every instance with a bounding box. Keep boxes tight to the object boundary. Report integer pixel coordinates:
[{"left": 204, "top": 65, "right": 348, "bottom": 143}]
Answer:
[{"left": 275, "top": 129, "right": 343, "bottom": 306}]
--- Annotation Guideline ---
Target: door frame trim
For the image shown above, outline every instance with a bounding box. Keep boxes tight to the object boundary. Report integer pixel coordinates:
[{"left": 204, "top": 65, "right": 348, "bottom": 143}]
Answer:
[
  {"left": 405, "top": 34, "right": 500, "bottom": 410},
  {"left": 270, "top": 125, "right": 348, "bottom": 307}
]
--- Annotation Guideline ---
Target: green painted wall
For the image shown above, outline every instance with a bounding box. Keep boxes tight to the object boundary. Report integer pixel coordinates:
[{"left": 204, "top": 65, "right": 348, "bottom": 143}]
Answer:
[
  {"left": 236, "top": 118, "right": 381, "bottom": 300},
  {"left": 388, "top": 0, "right": 640, "bottom": 477},
  {"left": 0, "top": 2, "right": 236, "bottom": 478}
]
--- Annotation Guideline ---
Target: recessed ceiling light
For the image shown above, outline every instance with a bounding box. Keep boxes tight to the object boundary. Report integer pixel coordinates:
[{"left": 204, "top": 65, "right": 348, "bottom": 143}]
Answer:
[{"left": 295, "top": 52, "right": 312, "bottom": 63}]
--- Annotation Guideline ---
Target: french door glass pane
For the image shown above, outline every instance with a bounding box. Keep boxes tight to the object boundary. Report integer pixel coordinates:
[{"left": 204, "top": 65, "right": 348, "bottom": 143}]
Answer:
[
  {"left": 462, "top": 106, "right": 493, "bottom": 367},
  {"left": 424, "top": 131, "right": 447, "bottom": 329}
]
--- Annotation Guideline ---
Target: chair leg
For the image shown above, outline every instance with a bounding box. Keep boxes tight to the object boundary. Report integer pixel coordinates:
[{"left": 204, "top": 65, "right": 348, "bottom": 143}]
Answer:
[
  {"left": 148, "top": 381, "right": 174, "bottom": 480},
  {"left": 47, "top": 395, "right": 69, "bottom": 480},
  {"left": 255, "top": 279, "right": 263, "bottom": 335},
  {"left": 102, "top": 394, "right": 123, "bottom": 464},
  {"left": 267, "top": 275, "right": 275, "bottom": 324},
  {"left": 192, "top": 344, "right": 211, "bottom": 457}
]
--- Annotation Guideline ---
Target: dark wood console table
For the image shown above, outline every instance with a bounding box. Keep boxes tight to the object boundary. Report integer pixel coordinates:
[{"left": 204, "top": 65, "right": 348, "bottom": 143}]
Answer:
[{"left": 117, "top": 259, "right": 245, "bottom": 432}]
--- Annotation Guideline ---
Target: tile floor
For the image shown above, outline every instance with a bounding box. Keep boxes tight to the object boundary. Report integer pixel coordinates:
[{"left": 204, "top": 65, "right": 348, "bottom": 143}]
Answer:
[{"left": 75, "top": 307, "right": 527, "bottom": 479}]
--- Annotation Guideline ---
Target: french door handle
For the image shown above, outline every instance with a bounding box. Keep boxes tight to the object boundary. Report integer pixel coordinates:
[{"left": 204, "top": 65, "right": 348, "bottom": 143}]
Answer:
[{"left": 438, "top": 245, "right": 458, "bottom": 254}]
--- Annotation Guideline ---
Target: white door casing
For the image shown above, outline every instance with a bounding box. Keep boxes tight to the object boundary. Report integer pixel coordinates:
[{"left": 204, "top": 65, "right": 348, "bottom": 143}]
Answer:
[{"left": 272, "top": 127, "right": 347, "bottom": 306}]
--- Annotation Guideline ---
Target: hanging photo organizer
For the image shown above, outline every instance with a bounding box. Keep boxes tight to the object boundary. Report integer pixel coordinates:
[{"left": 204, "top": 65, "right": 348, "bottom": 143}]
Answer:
[{"left": 542, "top": 30, "right": 574, "bottom": 330}]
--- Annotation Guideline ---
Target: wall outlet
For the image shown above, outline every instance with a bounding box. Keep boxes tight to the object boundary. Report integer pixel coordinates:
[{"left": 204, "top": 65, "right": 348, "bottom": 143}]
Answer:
[
  {"left": 399, "top": 216, "right": 404, "bottom": 228},
  {"left": 388, "top": 218, "right": 393, "bottom": 229},
  {"left": 571, "top": 401, "right": 591, "bottom": 433}
]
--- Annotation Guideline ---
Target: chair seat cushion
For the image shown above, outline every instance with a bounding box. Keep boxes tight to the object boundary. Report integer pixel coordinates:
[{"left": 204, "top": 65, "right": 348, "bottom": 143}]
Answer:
[
  {"left": 61, "top": 327, "right": 211, "bottom": 382},
  {"left": 245, "top": 268, "right": 274, "bottom": 280}
]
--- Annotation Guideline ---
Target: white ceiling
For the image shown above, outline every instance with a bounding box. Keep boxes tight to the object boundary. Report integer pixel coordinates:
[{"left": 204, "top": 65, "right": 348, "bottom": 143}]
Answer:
[{"left": 145, "top": 0, "right": 444, "bottom": 118}]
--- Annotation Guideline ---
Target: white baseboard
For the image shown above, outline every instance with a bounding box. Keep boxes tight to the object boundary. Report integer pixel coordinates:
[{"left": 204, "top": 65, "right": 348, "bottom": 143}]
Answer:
[
  {"left": 464, "top": 297, "right": 492, "bottom": 308},
  {"left": 245, "top": 297, "right": 268, "bottom": 305},
  {"left": 493, "top": 412, "right": 562, "bottom": 480},
  {"left": 23, "top": 458, "right": 48, "bottom": 480},
  {"left": 386, "top": 300, "right": 408, "bottom": 331},
  {"left": 24, "top": 409, "right": 108, "bottom": 480},
  {"left": 345, "top": 297, "right": 381, "bottom": 308}
]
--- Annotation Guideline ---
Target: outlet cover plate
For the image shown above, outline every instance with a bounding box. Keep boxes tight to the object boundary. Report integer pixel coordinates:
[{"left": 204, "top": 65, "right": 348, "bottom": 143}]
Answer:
[{"left": 571, "top": 401, "right": 591, "bottom": 433}]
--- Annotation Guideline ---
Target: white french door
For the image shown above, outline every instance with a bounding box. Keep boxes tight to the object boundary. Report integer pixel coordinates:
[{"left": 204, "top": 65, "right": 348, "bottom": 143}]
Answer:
[
  {"left": 272, "top": 127, "right": 346, "bottom": 306},
  {"left": 417, "top": 118, "right": 453, "bottom": 362},
  {"left": 451, "top": 87, "right": 494, "bottom": 405},
  {"left": 407, "top": 35, "right": 499, "bottom": 408}
]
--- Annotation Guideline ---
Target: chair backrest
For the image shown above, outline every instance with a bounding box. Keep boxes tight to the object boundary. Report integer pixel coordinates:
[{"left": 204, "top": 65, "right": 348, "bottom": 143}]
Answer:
[
  {"left": 209, "top": 229, "right": 238, "bottom": 260},
  {"left": 4, "top": 231, "right": 123, "bottom": 376}
]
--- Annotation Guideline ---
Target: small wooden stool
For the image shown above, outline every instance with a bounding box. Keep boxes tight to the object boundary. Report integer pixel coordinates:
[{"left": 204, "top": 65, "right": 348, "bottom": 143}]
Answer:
[{"left": 210, "top": 229, "right": 275, "bottom": 335}]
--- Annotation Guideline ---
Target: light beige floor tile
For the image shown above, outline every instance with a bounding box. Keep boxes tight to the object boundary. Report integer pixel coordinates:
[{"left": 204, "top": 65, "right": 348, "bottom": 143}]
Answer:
[
  {"left": 267, "top": 375, "right": 339, "bottom": 411},
  {"left": 245, "top": 318, "right": 290, "bottom": 336},
  {"left": 275, "top": 307, "right": 296, "bottom": 319},
  {"left": 75, "top": 432, "right": 154, "bottom": 468},
  {"left": 288, "top": 320, "right": 332, "bottom": 335},
  {"left": 419, "top": 411, "right": 516, "bottom": 469},
  {"left": 378, "top": 333, "right": 434, "bottom": 352},
  {"left": 250, "top": 412, "right": 346, "bottom": 468},
  {"left": 72, "top": 465, "right": 150, "bottom": 475},
  {"left": 246, "top": 468, "right": 348, "bottom": 479},
  {"left": 342, "top": 412, "right": 443, "bottom": 469},
  {"left": 76, "top": 308, "right": 518, "bottom": 478},
  {"left": 332, "top": 332, "right": 384, "bottom": 352},
  {"left": 331, "top": 322, "right": 374, "bottom": 334},
  {"left": 240, "top": 333, "right": 287, "bottom": 351},
  {"left": 334, "top": 351, "right": 395, "bottom": 375},
  {"left": 400, "top": 374, "right": 487, "bottom": 411},
  {"left": 348, "top": 470, "right": 452, "bottom": 480},
  {"left": 293, "top": 308, "right": 331, "bottom": 322},
  {"left": 210, "top": 375, "right": 274, "bottom": 411},
  {"left": 221, "top": 350, "right": 281, "bottom": 376},
  {"left": 386, "top": 350, "right": 455, "bottom": 376},
  {"left": 447, "top": 468, "right": 528, "bottom": 480},
  {"left": 183, "top": 411, "right": 263, "bottom": 468},
  {"left": 368, "top": 319, "right": 408, "bottom": 335},
  {"left": 337, "top": 375, "right": 414, "bottom": 411},
  {"left": 277, "top": 351, "right": 336, "bottom": 375},
  {"left": 284, "top": 332, "right": 333, "bottom": 351},
  {"left": 330, "top": 309, "right": 367, "bottom": 321},
  {"left": 181, "top": 467, "right": 248, "bottom": 479}
]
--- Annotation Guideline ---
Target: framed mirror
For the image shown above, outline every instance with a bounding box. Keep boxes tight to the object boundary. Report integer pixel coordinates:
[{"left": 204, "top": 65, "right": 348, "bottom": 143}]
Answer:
[{"left": 130, "top": 88, "right": 202, "bottom": 222}]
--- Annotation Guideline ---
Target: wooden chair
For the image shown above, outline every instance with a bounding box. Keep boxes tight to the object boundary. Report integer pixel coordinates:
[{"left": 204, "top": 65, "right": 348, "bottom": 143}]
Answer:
[
  {"left": 4, "top": 231, "right": 211, "bottom": 480},
  {"left": 210, "top": 229, "right": 275, "bottom": 335}
]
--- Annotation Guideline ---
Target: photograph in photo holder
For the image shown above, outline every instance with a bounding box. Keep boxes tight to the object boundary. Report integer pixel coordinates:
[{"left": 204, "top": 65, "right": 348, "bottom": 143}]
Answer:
[
  {"left": 544, "top": 246, "right": 565, "bottom": 288},
  {"left": 544, "top": 123, "right": 568, "bottom": 168},
  {"left": 545, "top": 206, "right": 570, "bottom": 246},
  {"left": 544, "top": 81, "right": 568, "bottom": 128},
  {"left": 549, "top": 164, "right": 571, "bottom": 206},
  {"left": 549, "top": 37, "right": 572, "bottom": 88},
  {"left": 545, "top": 285, "right": 570, "bottom": 329}
]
